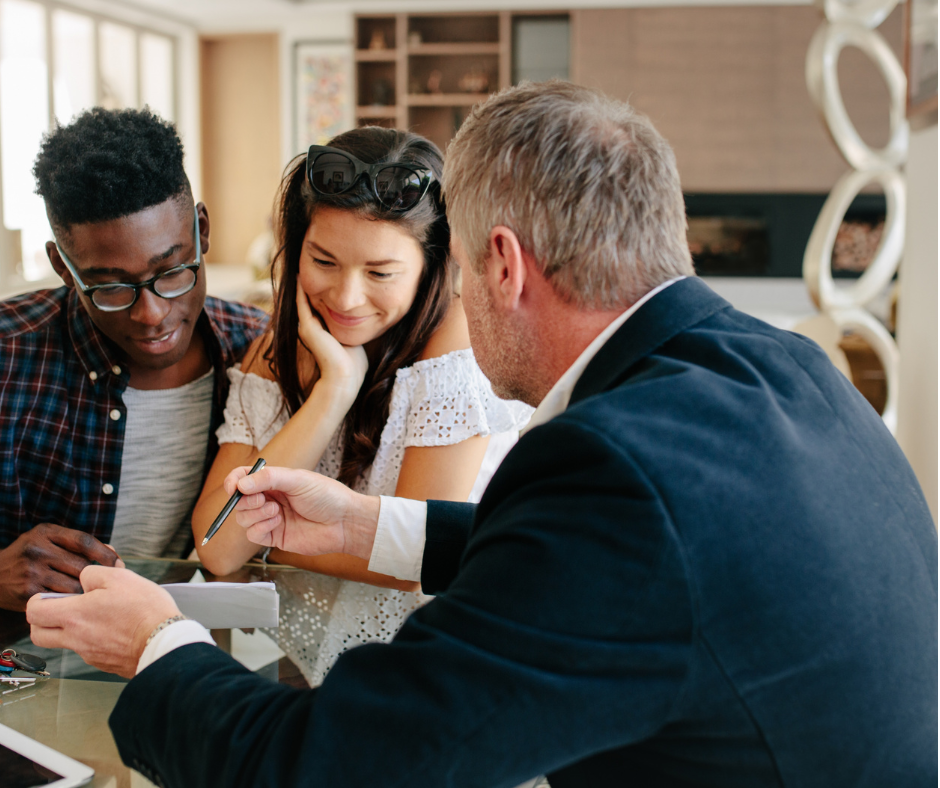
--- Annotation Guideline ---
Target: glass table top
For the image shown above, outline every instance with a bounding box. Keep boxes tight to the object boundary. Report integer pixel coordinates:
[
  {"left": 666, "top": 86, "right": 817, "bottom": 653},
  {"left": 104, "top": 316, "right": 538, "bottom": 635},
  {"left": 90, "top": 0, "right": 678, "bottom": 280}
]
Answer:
[{"left": 0, "top": 556, "right": 310, "bottom": 786}]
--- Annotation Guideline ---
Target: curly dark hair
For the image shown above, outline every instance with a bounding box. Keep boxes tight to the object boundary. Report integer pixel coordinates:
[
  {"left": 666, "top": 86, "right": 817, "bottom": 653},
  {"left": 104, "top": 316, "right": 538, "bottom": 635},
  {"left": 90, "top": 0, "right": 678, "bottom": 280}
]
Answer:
[
  {"left": 33, "top": 107, "right": 190, "bottom": 234},
  {"left": 268, "top": 126, "right": 455, "bottom": 487}
]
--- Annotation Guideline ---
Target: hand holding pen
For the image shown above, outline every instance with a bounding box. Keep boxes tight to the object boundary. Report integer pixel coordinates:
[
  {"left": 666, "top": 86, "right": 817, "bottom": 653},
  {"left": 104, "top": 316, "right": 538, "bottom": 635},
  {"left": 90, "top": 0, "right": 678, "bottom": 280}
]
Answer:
[{"left": 201, "top": 458, "right": 266, "bottom": 546}]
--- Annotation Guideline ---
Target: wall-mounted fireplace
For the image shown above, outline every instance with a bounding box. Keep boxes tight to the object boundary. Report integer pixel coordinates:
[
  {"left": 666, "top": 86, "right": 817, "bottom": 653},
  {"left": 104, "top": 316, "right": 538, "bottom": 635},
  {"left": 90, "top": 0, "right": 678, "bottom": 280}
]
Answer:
[{"left": 684, "top": 193, "right": 887, "bottom": 278}]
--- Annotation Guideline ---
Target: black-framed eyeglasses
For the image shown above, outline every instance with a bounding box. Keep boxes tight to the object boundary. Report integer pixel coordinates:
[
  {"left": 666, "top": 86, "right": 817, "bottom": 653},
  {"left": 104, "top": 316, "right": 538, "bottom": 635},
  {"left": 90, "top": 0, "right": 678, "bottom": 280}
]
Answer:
[
  {"left": 306, "top": 145, "right": 435, "bottom": 212},
  {"left": 55, "top": 207, "right": 203, "bottom": 313}
]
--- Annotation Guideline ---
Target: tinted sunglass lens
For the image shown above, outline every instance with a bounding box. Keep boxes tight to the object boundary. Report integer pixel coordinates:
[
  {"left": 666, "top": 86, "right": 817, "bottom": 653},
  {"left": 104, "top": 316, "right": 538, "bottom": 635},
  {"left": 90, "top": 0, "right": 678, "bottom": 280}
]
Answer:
[
  {"left": 310, "top": 153, "right": 356, "bottom": 194},
  {"left": 374, "top": 167, "right": 429, "bottom": 210}
]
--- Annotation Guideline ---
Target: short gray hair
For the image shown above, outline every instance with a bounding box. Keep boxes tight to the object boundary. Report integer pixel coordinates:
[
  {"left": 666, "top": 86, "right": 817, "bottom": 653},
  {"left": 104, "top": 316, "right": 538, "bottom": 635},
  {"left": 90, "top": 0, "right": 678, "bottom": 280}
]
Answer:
[{"left": 443, "top": 80, "right": 694, "bottom": 309}]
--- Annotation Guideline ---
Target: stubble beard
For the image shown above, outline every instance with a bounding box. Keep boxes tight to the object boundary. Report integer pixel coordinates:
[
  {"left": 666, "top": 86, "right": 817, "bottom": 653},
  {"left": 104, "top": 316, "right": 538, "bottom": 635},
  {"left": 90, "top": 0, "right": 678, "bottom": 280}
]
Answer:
[{"left": 468, "top": 282, "right": 540, "bottom": 407}]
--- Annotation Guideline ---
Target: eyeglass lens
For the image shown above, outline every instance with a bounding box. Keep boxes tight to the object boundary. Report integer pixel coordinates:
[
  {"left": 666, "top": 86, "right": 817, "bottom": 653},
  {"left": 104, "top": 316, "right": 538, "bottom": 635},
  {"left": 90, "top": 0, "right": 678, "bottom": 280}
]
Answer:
[{"left": 92, "top": 267, "right": 197, "bottom": 311}]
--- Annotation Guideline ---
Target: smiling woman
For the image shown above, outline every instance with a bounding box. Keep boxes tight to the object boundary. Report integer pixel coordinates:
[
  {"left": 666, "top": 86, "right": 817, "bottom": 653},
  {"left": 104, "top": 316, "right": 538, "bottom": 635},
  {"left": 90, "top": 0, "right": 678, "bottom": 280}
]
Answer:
[
  {"left": 191, "top": 126, "right": 532, "bottom": 686},
  {"left": 299, "top": 207, "right": 425, "bottom": 349}
]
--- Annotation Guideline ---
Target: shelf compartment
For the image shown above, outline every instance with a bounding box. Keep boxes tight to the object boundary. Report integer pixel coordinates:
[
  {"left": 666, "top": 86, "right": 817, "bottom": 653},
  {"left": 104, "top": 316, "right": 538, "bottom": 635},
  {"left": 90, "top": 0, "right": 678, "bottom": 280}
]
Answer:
[
  {"left": 356, "top": 60, "right": 396, "bottom": 108},
  {"left": 408, "top": 52, "right": 499, "bottom": 97},
  {"left": 407, "top": 93, "right": 491, "bottom": 107},
  {"left": 407, "top": 43, "right": 500, "bottom": 56},
  {"left": 355, "top": 50, "right": 397, "bottom": 62},
  {"left": 357, "top": 16, "right": 396, "bottom": 51},
  {"left": 408, "top": 105, "right": 473, "bottom": 153},
  {"left": 407, "top": 14, "right": 499, "bottom": 45}
]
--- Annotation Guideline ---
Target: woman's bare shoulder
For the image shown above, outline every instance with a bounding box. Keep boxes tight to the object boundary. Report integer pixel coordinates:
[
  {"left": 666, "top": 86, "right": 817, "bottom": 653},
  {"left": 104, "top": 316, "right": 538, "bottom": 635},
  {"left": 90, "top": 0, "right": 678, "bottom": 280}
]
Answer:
[
  {"left": 240, "top": 332, "right": 277, "bottom": 380},
  {"left": 419, "top": 297, "right": 471, "bottom": 361}
]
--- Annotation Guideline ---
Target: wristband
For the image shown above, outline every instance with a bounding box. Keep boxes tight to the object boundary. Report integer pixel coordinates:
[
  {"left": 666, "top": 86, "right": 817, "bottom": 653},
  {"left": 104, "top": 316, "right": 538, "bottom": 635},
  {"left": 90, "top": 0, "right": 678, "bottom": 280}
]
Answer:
[{"left": 146, "top": 614, "right": 189, "bottom": 647}]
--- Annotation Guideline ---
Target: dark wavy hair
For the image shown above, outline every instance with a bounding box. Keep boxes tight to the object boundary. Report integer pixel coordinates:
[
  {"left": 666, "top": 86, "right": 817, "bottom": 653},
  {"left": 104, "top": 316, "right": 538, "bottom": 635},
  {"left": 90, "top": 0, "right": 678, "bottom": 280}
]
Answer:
[
  {"left": 267, "top": 127, "right": 454, "bottom": 487},
  {"left": 33, "top": 107, "right": 190, "bottom": 235}
]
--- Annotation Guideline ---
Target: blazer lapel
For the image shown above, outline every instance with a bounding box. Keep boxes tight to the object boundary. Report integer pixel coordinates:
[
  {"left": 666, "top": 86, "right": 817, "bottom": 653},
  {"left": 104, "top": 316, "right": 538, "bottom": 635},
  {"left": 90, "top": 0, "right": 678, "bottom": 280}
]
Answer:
[{"left": 570, "top": 277, "right": 731, "bottom": 406}]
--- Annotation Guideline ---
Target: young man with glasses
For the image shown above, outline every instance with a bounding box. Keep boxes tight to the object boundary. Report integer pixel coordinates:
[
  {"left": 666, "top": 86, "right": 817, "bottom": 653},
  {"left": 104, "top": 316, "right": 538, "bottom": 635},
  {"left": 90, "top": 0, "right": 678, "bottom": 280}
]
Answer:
[{"left": 0, "top": 107, "right": 266, "bottom": 611}]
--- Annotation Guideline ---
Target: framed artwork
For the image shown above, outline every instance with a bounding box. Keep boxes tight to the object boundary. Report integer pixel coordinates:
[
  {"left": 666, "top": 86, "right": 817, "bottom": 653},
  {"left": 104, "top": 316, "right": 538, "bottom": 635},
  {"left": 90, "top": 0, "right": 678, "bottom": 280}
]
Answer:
[
  {"left": 294, "top": 41, "right": 354, "bottom": 154},
  {"left": 904, "top": 0, "right": 938, "bottom": 126}
]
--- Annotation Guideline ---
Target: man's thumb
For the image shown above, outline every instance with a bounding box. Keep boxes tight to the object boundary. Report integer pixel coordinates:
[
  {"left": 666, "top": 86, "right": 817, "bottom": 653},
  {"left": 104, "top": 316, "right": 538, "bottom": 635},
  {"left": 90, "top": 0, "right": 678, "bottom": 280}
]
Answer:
[{"left": 80, "top": 564, "right": 117, "bottom": 592}]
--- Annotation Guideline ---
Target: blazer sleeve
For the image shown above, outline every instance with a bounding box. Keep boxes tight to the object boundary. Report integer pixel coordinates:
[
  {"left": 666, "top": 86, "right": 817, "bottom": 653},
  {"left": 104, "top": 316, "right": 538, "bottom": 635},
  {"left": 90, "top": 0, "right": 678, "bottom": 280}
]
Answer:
[
  {"left": 110, "top": 415, "right": 693, "bottom": 788},
  {"left": 421, "top": 499, "right": 476, "bottom": 594}
]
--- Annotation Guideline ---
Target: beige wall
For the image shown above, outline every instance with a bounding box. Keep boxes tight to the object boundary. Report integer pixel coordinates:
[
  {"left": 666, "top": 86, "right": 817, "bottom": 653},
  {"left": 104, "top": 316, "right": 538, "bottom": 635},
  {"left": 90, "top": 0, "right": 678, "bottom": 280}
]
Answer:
[
  {"left": 572, "top": 6, "right": 902, "bottom": 193},
  {"left": 896, "top": 124, "right": 938, "bottom": 523},
  {"left": 200, "top": 34, "right": 282, "bottom": 265}
]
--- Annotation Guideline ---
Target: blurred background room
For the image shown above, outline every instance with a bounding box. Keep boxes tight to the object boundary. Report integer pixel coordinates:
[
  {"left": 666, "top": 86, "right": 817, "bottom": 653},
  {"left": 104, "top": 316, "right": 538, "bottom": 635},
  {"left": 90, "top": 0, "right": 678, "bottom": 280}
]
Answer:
[{"left": 0, "top": 0, "right": 935, "bottom": 517}]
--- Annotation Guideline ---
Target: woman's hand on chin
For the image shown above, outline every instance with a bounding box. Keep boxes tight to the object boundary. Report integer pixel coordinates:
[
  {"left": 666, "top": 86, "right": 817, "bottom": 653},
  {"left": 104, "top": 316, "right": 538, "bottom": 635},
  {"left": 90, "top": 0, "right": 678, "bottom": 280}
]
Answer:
[{"left": 296, "top": 283, "right": 368, "bottom": 408}]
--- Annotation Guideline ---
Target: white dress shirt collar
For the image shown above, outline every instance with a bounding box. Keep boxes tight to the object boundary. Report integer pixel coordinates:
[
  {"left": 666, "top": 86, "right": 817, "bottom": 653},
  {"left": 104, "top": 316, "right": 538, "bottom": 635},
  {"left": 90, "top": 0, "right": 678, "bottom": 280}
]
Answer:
[{"left": 522, "top": 277, "right": 684, "bottom": 435}]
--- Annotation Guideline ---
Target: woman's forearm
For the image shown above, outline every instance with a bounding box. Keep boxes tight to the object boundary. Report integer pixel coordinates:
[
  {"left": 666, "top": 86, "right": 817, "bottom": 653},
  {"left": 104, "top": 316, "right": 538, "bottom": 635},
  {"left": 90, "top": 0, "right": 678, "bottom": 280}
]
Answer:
[
  {"left": 257, "top": 381, "right": 352, "bottom": 472},
  {"left": 193, "top": 381, "right": 353, "bottom": 575}
]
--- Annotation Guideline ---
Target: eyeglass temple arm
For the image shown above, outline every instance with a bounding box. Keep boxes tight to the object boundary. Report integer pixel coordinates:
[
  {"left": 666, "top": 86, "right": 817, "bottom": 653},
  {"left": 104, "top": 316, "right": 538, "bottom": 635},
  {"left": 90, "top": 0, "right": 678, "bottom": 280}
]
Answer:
[{"left": 193, "top": 205, "right": 203, "bottom": 264}]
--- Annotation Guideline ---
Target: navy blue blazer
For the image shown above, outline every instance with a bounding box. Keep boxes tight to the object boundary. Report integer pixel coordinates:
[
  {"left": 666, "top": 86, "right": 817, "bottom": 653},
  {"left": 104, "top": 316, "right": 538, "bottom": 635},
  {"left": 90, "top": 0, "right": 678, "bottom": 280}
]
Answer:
[{"left": 110, "top": 277, "right": 937, "bottom": 788}]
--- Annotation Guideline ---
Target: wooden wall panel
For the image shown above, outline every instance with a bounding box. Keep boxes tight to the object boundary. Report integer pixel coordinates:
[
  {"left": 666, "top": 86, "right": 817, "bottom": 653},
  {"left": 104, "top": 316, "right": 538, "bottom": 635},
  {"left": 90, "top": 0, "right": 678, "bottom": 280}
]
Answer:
[
  {"left": 200, "top": 34, "right": 281, "bottom": 265},
  {"left": 573, "top": 7, "right": 903, "bottom": 193}
]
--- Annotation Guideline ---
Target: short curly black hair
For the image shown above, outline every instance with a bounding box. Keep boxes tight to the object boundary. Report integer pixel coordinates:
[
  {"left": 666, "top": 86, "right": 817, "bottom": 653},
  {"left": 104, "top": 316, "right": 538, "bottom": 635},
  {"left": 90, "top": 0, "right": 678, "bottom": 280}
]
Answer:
[{"left": 33, "top": 107, "right": 190, "bottom": 234}]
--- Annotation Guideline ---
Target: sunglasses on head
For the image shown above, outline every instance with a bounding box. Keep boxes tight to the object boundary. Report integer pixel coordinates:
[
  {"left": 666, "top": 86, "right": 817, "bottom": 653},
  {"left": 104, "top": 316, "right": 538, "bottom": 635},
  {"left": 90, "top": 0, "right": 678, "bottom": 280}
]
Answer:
[{"left": 306, "top": 145, "right": 435, "bottom": 212}]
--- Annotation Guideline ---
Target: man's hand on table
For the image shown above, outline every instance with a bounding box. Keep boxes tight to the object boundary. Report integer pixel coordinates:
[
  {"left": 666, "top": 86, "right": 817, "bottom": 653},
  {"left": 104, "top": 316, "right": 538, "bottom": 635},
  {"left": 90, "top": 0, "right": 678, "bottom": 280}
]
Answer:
[
  {"left": 225, "top": 465, "right": 381, "bottom": 561},
  {"left": 0, "top": 524, "right": 124, "bottom": 612},
  {"left": 27, "top": 566, "right": 180, "bottom": 679}
]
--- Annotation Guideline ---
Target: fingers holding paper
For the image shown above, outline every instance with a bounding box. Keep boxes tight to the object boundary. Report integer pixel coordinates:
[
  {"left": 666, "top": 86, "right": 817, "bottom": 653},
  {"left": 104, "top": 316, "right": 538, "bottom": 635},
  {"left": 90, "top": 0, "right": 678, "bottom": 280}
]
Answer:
[
  {"left": 224, "top": 465, "right": 381, "bottom": 561},
  {"left": 27, "top": 566, "right": 180, "bottom": 678}
]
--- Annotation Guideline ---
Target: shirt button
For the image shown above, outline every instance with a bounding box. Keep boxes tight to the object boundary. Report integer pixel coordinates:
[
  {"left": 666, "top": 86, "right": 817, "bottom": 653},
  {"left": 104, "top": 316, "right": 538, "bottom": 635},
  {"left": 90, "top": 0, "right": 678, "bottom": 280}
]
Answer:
[
  {"left": 112, "top": 365, "right": 122, "bottom": 375},
  {"left": 102, "top": 483, "right": 114, "bottom": 495},
  {"left": 109, "top": 409, "right": 122, "bottom": 421},
  {"left": 88, "top": 371, "right": 98, "bottom": 381}
]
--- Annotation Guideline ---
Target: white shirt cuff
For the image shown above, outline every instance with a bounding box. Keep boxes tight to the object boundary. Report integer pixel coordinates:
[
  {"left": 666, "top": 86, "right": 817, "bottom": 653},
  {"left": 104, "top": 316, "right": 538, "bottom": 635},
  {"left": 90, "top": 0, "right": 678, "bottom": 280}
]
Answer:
[
  {"left": 368, "top": 496, "right": 428, "bottom": 582},
  {"left": 136, "top": 619, "right": 216, "bottom": 674}
]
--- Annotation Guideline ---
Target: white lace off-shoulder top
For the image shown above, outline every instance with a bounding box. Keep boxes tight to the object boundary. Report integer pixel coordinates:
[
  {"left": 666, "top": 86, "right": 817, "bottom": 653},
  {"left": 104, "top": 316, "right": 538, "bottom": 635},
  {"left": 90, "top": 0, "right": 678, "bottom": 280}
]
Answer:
[{"left": 216, "top": 348, "right": 533, "bottom": 685}]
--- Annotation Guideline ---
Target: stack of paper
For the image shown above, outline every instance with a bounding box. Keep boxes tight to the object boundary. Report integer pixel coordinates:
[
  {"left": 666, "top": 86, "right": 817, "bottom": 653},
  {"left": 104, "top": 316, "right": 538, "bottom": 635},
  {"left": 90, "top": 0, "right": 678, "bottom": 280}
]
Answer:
[{"left": 40, "top": 582, "right": 279, "bottom": 629}]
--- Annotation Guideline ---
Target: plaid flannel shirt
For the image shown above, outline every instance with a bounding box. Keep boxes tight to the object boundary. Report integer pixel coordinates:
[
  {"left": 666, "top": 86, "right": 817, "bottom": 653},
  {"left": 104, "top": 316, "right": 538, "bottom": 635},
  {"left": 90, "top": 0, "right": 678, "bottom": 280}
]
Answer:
[{"left": 0, "top": 286, "right": 267, "bottom": 549}]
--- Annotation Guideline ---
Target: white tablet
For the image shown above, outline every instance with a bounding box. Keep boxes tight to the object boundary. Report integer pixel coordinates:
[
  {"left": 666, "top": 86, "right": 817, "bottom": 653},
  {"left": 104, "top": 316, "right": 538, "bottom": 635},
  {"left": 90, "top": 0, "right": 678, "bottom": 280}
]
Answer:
[{"left": 0, "top": 723, "right": 94, "bottom": 787}]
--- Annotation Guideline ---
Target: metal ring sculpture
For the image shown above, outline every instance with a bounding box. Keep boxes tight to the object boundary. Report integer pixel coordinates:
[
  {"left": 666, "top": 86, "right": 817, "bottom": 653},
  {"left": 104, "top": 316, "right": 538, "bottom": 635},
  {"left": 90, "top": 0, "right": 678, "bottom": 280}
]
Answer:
[{"left": 804, "top": 0, "right": 907, "bottom": 433}]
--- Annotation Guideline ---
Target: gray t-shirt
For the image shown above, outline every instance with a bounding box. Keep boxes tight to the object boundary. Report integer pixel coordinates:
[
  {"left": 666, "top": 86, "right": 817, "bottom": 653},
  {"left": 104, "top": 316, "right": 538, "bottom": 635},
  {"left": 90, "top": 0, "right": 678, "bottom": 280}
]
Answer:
[{"left": 109, "top": 370, "right": 214, "bottom": 558}]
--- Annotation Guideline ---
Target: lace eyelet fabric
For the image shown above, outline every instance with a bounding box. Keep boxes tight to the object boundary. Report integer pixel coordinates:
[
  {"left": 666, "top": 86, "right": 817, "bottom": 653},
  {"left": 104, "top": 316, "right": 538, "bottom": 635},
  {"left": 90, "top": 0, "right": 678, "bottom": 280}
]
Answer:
[{"left": 218, "top": 349, "right": 534, "bottom": 686}]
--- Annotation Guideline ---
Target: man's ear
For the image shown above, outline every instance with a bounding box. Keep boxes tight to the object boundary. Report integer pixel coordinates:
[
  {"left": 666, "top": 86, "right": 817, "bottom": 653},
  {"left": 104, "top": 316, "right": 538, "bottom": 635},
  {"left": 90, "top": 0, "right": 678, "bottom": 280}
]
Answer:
[
  {"left": 486, "top": 226, "right": 527, "bottom": 311},
  {"left": 46, "top": 241, "right": 74, "bottom": 289},
  {"left": 196, "top": 201, "right": 210, "bottom": 258}
]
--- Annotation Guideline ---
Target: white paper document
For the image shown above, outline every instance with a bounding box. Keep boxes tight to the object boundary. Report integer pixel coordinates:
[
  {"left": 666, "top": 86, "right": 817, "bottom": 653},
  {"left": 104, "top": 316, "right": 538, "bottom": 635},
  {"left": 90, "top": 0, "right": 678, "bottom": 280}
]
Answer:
[{"left": 41, "top": 581, "right": 279, "bottom": 629}]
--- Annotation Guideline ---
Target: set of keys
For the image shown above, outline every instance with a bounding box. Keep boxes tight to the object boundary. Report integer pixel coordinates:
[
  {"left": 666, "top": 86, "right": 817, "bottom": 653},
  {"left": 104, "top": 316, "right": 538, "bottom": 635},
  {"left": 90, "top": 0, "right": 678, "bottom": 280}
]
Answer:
[{"left": 0, "top": 648, "right": 50, "bottom": 678}]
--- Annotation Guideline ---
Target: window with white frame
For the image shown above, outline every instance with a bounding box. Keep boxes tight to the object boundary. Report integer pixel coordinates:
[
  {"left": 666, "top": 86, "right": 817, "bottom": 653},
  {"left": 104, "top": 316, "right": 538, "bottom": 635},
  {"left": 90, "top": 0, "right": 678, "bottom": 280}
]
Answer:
[{"left": 0, "top": 0, "right": 176, "bottom": 287}]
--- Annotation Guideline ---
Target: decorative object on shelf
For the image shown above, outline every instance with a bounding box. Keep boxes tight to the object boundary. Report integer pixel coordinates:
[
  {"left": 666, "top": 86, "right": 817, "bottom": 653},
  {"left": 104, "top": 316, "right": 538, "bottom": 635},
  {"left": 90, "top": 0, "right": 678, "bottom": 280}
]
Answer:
[
  {"left": 427, "top": 69, "right": 443, "bottom": 94},
  {"left": 371, "top": 78, "right": 392, "bottom": 107},
  {"left": 804, "top": 0, "right": 907, "bottom": 433},
  {"left": 294, "top": 41, "right": 354, "bottom": 152},
  {"left": 369, "top": 30, "right": 387, "bottom": 50},
  {"left": 458, "top": 67, "right": 490, "bottom": 94},
  {"left": 408, "top": 30, "right": 422, "bottom": 46}
]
